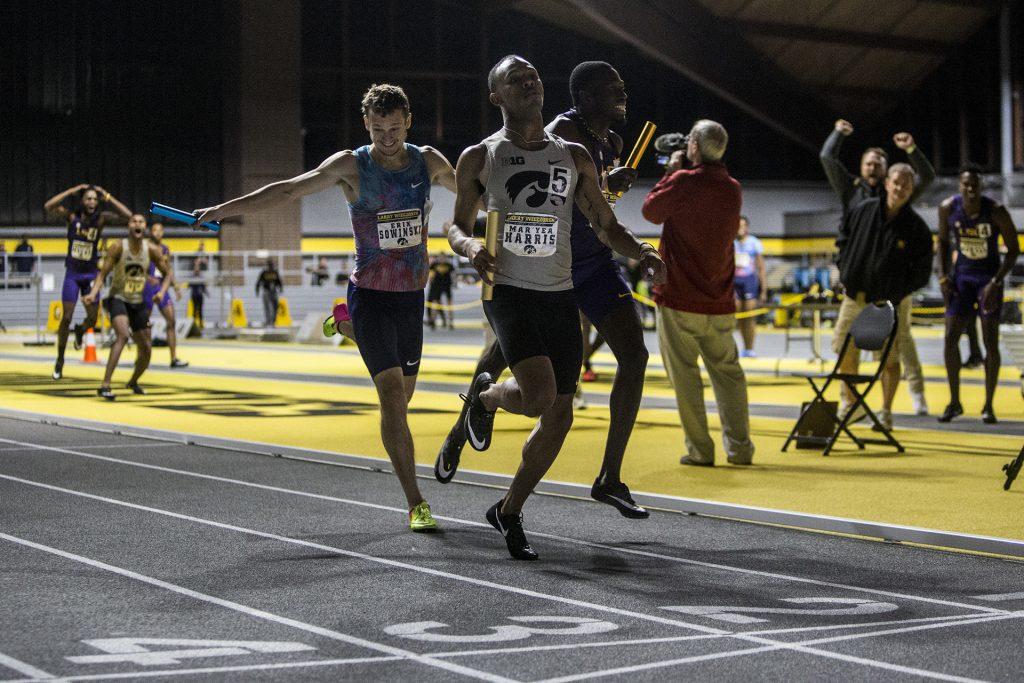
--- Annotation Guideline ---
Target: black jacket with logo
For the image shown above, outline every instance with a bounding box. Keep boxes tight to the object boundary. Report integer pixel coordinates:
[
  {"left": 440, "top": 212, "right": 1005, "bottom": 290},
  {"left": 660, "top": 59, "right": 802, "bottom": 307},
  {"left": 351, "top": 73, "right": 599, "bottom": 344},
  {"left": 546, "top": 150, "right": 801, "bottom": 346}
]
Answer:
[{"left": 835, "top": 194, "right": 933, "bottom": 303}]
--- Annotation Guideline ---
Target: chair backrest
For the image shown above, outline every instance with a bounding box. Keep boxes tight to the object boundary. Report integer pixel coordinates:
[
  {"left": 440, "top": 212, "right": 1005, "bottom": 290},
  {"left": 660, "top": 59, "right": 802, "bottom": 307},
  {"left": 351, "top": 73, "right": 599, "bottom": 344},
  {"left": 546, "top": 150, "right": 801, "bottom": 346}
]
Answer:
[{"left": 849, "top": 301, "right": 896, "bottom": 351}]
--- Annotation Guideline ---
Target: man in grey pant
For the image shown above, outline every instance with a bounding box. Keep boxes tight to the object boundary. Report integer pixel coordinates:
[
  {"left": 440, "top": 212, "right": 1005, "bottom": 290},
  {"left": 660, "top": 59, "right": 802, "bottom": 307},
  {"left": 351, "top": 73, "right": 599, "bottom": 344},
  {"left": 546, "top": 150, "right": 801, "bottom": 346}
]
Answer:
[
  {"left": 820, "top": 119, "right": 935, "bottom": 417},
  {"left": 255, "top": 259, "right": 283, "bottom": 327}
]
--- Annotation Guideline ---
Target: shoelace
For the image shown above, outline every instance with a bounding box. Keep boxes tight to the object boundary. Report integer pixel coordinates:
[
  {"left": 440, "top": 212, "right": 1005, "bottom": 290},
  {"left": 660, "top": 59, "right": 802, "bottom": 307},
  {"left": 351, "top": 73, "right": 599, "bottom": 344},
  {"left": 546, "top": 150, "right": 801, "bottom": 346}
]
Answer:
[{"left": 460, "top": 393, "right": 494, "bottom": 418}]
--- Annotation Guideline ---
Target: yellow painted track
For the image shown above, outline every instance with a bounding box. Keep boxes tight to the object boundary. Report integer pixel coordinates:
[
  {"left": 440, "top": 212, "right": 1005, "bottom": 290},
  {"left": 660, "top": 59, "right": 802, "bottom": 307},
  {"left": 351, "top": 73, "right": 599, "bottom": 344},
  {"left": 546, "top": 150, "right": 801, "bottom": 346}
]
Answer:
[{"left": 1, "top": 340, "right": 1021, "bottom": 543}]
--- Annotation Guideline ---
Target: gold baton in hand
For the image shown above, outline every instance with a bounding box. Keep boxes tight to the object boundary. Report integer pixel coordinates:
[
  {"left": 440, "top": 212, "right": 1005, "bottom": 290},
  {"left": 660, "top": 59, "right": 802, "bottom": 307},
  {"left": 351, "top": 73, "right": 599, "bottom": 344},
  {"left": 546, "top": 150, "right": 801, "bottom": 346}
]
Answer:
[
  {"left": 614, "top": 121, "right": 657, "bottom": 198},
  {"left": 481, "top": 210, "right": 500, "bottom": 302}
]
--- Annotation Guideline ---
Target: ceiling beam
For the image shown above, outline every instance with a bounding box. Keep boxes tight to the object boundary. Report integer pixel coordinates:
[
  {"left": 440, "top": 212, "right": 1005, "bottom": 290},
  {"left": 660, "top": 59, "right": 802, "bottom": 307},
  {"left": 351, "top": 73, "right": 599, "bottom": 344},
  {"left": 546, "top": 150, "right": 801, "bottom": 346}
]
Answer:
[{"left": 736, "top": 19, "right": 953, "bottom": 55}]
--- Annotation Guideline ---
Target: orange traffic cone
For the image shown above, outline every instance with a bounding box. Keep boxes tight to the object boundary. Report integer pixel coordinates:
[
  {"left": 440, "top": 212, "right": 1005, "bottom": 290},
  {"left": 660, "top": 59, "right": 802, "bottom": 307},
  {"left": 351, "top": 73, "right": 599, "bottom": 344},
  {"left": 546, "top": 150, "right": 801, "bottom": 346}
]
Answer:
[{"left": 83, "top": 328, "right": 99, "bottom": 363}]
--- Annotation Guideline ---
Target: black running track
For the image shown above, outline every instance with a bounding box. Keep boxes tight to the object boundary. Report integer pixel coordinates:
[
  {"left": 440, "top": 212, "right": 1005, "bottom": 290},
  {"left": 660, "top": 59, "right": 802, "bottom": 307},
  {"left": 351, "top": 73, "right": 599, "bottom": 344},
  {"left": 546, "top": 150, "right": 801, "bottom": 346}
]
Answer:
[{"left": 2, "top": 414, "right": 1023, "bottom": 682}]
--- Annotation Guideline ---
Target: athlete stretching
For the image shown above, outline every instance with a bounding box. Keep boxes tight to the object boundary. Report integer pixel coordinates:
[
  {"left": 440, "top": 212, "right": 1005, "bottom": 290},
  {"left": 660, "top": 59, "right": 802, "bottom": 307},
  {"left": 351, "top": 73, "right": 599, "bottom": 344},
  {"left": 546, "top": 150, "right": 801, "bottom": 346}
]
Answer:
[
  {"left": 83, "top": 214, "right": 171, "bottom": 400},
  {"left": 937, "top": 165, "right": 1019, "bottom": 424},
  {"left": 144, "top": 222, "right": 189, "bottom": 368},
  {"left": 436, "top": 61, "right": 656, "bottom": 520},
  {"left": 447, "top": 56, "right": 665, "bottom": 560},
  {"left": 193, "top": 84, "right": 457, "bottom": 532},
  {"left": 43, "top": 183, "right": 132, "bottom": 379}
]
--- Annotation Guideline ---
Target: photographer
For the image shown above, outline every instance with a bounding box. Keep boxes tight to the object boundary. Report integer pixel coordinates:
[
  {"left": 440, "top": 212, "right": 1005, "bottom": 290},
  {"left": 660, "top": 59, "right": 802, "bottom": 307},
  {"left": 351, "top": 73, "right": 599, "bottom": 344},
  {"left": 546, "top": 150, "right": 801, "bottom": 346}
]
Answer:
[{"left": 642, "top": 120, "right": 754, "bottom": 467}]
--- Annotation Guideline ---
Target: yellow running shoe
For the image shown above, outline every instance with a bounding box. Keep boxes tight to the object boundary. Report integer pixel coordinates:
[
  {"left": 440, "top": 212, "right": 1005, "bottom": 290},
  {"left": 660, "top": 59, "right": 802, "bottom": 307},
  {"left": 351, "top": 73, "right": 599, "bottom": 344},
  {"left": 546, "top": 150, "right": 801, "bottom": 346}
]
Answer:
[{"left": 409, "top": 501, "right": 438, "bottom": 532}]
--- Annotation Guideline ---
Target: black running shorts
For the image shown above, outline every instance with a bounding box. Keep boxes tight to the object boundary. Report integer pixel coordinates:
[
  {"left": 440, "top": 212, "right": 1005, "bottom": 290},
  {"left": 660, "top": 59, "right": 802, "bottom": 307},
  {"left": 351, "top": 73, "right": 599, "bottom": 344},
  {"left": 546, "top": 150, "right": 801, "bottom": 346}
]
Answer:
[
  {"left": 483, "top": 284, "right": 582, "bottom": 395},
  {"left": 104, "top": 296, "right": 150, "bottom": 332},
  {"left": 347, "top": 281, "right": 424, "bottom": 379}
]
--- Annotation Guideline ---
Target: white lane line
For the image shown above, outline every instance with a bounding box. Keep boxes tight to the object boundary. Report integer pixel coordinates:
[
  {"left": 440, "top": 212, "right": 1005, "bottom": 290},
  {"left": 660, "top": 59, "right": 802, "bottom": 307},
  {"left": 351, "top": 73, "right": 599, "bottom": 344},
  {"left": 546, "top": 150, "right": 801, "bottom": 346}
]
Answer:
[
  {"left": 0, "top": 533, "right": 512, "bottom": 683},
  {"left": 535, "top": 610, "right": 1022, "bottom": 683},
  {"left": 972, "top": 592, "right": 1024, "bottom": 602},
  {"left": 0, "top": 436, "right": 1005, "bottom": 617},
  {"left": 0, "top": 656, "right": 403, "bottom": 682},
  {"left": 0, "top": 653, "right": 53, "bottom": 680},
  {"left": 0, "top": 473, "right": 726, "bottom": 636},
  {"left": 0, "top": 444, "right": 175, "bottom": 453}
]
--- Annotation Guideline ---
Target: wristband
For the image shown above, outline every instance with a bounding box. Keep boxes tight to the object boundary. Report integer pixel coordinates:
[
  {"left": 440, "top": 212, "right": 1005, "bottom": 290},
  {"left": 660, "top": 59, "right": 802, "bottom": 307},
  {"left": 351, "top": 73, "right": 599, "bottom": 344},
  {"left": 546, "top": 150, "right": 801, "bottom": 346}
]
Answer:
[
  {"left": 906, "top": 145, "right": 916, "bottom": 154},
  {"left": 103, "top": 192, "right": 111, "bottom": 202}
]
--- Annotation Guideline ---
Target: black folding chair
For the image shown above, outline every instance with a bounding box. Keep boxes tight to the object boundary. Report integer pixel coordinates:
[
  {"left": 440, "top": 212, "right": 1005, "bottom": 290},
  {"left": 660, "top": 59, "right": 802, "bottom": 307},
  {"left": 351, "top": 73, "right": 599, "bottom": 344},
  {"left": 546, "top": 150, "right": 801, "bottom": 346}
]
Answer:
[{"left": 782, "top": 300, "right": 904, "bottom": 456}]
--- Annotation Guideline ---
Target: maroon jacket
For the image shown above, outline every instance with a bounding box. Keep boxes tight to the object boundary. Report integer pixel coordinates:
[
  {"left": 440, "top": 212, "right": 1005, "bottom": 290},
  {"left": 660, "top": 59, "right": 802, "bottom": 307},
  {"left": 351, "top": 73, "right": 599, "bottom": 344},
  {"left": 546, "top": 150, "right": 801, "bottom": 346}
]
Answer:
[{"left": 642, "top": 162, "right": 742, "bottom": 315}]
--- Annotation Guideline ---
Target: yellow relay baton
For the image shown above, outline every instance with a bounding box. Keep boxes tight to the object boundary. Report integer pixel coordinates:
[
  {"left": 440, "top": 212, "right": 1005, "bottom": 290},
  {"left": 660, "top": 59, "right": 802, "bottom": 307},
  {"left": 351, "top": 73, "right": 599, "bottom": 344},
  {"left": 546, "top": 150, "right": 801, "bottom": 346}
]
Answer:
[
  {"left": 481, "top": 210, "right": 500, "bottom": 302},
  {"left": 614, "top": 121, "right": 657, "bottom": 198}
]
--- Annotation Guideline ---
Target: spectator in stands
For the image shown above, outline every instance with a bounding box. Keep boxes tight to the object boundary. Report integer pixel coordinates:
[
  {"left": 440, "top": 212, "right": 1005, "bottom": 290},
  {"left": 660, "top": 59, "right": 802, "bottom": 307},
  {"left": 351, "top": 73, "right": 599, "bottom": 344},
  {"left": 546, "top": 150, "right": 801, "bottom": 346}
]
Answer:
[
  {"left": 192, "top": 241, "right": 209, "bottom": 273},
  {"left": 833, "top": 164, "right": 933, "bottom": 431},
  {"left": 307, "top": 256, "right": 330, "bottom": 286},
  {"left": 189, "top": 259, "right": 208, "bottom": 330},
  {"left": 820, "top": 119, "right": 934, "bottom": 416},
  {"left": 13, "top": 235, "right": 35, "bottom": 274},
  {"left": 642, "top": 119, "right": 754, "bottom": 467},
  {"left": 255, "top": 259, "right": 283, "bottom": 327},
  {"left": 734, "top": 215, "right": 766, "bottom": 357}
]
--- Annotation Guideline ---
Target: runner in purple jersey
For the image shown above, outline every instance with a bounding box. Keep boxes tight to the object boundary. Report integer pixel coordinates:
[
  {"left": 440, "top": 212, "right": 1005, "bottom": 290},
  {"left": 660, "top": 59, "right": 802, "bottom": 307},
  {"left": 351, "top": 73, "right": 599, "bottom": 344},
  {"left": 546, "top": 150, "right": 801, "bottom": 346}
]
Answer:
[
  {"left": 435, "top": 60, "right": 664, "bottom": 526},
  {"left": 937, "top": 164, "right": 1019, "bottom": 424},
  {"left": 143, "top": 222, "right": 188, "bottom": 368},
  {"left": 193, "top": 84, "right": 457, "bottom": 532},
  {"left": 43, "top": 183, "right": 132, "bottom": 380}
]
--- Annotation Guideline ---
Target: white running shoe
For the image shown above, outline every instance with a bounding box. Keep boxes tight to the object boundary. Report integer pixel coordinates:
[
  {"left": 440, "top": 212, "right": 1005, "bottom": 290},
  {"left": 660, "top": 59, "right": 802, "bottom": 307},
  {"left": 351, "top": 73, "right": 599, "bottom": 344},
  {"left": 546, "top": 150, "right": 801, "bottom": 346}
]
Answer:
[{"left": 911, "top": 390, "right": 928, "bottom": 416}]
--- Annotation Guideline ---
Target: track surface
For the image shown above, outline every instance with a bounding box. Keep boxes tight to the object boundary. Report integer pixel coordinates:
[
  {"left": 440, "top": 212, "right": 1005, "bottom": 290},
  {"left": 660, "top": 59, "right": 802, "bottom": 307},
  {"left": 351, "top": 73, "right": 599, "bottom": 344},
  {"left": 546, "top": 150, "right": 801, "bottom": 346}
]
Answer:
[{"left": 2, "top": 416, "right": 1024, "bottom": 682}]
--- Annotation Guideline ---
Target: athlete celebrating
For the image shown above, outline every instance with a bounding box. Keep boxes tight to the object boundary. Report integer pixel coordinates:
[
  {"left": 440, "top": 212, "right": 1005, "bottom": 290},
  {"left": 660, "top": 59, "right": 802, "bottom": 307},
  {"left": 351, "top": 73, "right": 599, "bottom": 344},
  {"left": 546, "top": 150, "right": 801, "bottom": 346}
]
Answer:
[
  {"left": 937, "top": 164, "right": 1019, "bottom": 424},
  {"left": 435, "top": 60, "right": 656, "bottom": 520},
  {"left": 144, "top": 222, "right": 188, "bottom": 368},
  {"left": 83, "top": 214, "right": 171, "bottom": 400},
  {"left": 193, "top": 84, "right": 457, "bottom": 532},
  {"left": 447, "top": 56, "right": 665, "bottom": 560},
  {"left": 43, "top": 183, "right": 132, "bottom": 379}
]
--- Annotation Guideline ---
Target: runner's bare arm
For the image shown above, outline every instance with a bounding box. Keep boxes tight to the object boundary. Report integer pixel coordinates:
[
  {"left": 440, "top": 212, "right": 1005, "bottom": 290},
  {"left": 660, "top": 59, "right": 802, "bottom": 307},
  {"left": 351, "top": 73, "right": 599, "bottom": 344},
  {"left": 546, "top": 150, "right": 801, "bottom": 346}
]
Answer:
[
  {"left": 193, "top": 151, "right": 359, "bottom": 225},
  {"left": 43, "top": 184, "right": 89, "bottom": 218},
  {"left": 422, "top": 146, "right": 458, "bottom": 193},
  {"left": 447, "top": 145, "right": 495, "bottom": 284},
  {"left": 83, "top": 241, "right": 122, "bottom": 305},
  {"left": 94, "top": 186, "right": 133, "bottom": 220},
  {"left": 991, "top": 204, "right": 1020, "bottom": 285},
  {"left": 149, "top": 244, "right": 174, "bottom": 300},
  {"left": 569, "top": 144, "right": 665, "bottom": 284}
]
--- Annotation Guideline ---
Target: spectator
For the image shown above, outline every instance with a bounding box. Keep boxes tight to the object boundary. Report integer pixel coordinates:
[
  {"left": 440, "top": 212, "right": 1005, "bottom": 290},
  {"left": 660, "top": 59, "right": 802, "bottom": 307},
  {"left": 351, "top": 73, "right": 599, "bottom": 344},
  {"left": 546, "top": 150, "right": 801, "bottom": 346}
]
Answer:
[
  {"left": 188, "top": 259, "right": 208, "bottom": 330},
  {"left": 307, "top": 256, "right": 330, "bottom": 286},
  {"left": 192, "top": 241, "right": 210, "bottom": 273},
  {"left": 13, "top": 234, "right": 35, "bottom": 274},
  {"left": 255, "top": 259, "right": 283, "bottom": 327},
  {"left": 642, "top": 119, "right": 754, "bottom": 467},
  {"left": 0, "top": 242, "right": 6, "bottom": 278},
  {"left": 734, "top": 215, "right": 766, "bottom": 357},
  {"left": 833, "top": 164, "right": 933, "bottom": 431},
  {"left": 820, "top": 119, "right": 934, "bottom": 416}
]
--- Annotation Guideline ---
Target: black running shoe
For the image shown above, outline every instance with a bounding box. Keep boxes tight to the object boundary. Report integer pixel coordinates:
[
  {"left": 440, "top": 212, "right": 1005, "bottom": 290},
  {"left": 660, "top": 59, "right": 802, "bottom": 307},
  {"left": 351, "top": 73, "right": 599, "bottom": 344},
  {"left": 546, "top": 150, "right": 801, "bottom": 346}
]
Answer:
[
  {"left": 97, "top": 387, "right": 115, "bottom": 401},
  {"left": 982, "top": 406, "right": 997, "bottom": 424},
  {"left": 73, "top": 324, "right": 85, "bottom": 351},
  {"left": 937, "top": 403, "right": 963, "bottom": 423},
  {"left": 126, "top": 383, "right": 146, "bottom": 395},
  {"left": 964, "top": 355, "right": 984, "bottom": 369},
  {"left": 486, "top": 501, "right": 537, "bottom": 561},
  {"left": 170, "top": 358, "right": 189, "bottom": 369},
  {"left": 52, "top": 358, "right": 64, "bottom": 380},
  {"left": 434, "top": 426, "right": 467, "bottom": 483},
  {"left": 591, "top": 479, "right": 649, "bottom": 519},
  {"left": 462, "top": 372, "right": 495, "bottom": 452}
]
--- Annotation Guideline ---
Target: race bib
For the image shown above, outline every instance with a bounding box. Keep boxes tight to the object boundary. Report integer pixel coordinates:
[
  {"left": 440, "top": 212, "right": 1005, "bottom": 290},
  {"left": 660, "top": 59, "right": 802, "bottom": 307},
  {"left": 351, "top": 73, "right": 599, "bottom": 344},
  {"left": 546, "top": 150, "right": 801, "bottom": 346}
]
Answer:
[
  {"left": 960, "top": 237, "right": 988, "bottom": 260},
  {"left": 503, "top": 212, "right": 557, "bottom": 257},
  {"left": 376, "top": 209, "right": 423, "bottom": 249},
  {"left": 124, "top": 278, "right": 145, "bottom": 295},
  {"left": 735, "top": 252, "right": 752, "bottom": 270},
  {"left": 71, "top": 241, "right": 94, "bottom": 261}
]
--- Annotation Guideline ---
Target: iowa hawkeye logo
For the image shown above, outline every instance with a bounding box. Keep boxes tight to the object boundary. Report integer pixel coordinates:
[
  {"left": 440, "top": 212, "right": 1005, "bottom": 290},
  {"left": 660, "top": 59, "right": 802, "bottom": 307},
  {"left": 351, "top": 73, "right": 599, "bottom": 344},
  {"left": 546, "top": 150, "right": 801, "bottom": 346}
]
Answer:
[{"left": 505, "top": 171, "right": 565, "bottom": 208}]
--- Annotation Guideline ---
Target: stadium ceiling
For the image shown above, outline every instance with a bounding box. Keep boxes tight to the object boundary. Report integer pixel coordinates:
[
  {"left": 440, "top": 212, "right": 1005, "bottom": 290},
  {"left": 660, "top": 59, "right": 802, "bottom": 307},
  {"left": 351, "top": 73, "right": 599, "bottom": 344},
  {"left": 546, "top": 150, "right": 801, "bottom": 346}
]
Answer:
[{"left": 504, "top": 0, "right": 1000, "bottom": 153}]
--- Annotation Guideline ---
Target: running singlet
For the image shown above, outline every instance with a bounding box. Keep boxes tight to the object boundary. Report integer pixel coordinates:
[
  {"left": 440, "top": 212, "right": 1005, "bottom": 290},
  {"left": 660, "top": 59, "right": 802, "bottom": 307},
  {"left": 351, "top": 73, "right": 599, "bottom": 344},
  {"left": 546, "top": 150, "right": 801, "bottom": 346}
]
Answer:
[
  {"left": 948, "top": 195, "right": 1000, "bottom": 276},
  {"left": 561, "top": 110, "right": 616, "bottom": 283},
  {"left": 348, "top": 144, "right": 431, "bottom": 291},
  {"left": 111, "top": 239, "right": 151, "bottom": 305},
  {"left": 65, "top": 211, "right": 104, "bottom": 273},
  {"left": 147, "top": 243, "right": 170, "bottom": 282},
  {"left": 734, "top": 235, "right": 763, "bottom": 278},
  {"left": 481, "top": 130, "right": 577, "bottom": 291}
]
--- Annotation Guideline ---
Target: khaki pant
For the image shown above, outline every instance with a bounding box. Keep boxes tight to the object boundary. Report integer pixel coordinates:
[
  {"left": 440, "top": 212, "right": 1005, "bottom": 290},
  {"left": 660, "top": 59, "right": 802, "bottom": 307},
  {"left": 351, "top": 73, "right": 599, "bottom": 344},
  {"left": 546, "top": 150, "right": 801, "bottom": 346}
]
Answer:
[
  {"left": 657, "top": 306, "right": 754, "bottom": 464},
  {"left": 832, "top": 295, "right": 923, "bottom": 395}
]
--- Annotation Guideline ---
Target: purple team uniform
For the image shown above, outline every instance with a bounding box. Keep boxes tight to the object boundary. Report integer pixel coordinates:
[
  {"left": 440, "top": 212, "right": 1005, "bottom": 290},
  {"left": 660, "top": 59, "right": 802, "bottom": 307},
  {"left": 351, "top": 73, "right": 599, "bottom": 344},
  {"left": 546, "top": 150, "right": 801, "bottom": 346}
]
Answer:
[
  {"left": 61, "top": 211, "right": 104, "bottom": 303},
  {"left": 143, "top": 242, "right": 172, "bottom": 310},
  {"left": 346, "top": 144, "right": 430, "bottom": 378},
  {"left": 733, "top": 235, "right": 764, "bottom": 301},
  {"left": 563, "top": 110, "right": 633, "bottom": 325},
  {"left": 947, "top": 195, "right": 1002, "bottom": 319}
]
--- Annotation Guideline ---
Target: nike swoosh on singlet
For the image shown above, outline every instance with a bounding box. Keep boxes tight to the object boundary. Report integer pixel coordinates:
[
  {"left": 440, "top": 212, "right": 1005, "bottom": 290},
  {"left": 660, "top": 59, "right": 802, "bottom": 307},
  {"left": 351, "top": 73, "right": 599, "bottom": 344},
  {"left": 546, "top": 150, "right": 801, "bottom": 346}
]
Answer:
[
  {"left": 407, "top": 359, "right": 420, "bottom": 366},
  {"left": 411, "top": 181, "right": 424, "bottom": 188},
  {"left": 548, "top": 160, "right": 560, "bottom": 165}
]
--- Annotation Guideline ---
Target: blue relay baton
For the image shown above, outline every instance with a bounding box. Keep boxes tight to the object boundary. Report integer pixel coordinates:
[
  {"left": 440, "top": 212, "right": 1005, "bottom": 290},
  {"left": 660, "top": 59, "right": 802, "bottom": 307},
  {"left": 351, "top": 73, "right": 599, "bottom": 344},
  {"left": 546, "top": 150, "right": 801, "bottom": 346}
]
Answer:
[{"left": 150, "top": 202, "right": 221, "bottom": 232}]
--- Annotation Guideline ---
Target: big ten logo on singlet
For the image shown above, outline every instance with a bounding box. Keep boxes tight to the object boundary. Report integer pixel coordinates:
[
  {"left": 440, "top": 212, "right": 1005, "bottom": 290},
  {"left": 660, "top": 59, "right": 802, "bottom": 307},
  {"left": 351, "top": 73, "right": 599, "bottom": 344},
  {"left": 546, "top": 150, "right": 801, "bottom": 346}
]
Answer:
[
  {"left": 959, "top": 222, "right": 992, "bottom": 260},
  {"left": 124, "top": 264, "right": 147, "bottom": 295},
  {"left": 376, "top": 209, "right": 423, "bottom": 249},
  {"left": 503, "top": 213, "right": 558, "bottom": 257}
]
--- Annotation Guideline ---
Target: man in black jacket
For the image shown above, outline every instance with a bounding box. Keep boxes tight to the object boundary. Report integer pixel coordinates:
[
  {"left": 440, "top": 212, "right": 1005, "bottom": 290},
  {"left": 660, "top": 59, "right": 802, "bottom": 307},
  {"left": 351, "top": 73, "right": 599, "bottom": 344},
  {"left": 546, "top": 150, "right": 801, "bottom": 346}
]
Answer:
[
  {"left": 821, "top": 119, "right": 934, "bottom": 416},
  {"left": 833, "top": 164, "right": 933, "bottom": 431}
]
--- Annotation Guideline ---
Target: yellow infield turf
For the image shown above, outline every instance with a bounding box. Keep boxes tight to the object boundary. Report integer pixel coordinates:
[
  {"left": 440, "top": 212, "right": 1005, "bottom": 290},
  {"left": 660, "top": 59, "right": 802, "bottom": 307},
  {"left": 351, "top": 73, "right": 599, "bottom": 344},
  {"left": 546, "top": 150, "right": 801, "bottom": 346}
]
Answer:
[{"left": 1, "top": 340, "right": 1020, "bottom": 544}]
